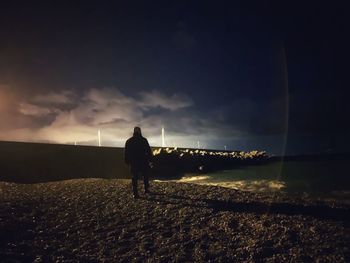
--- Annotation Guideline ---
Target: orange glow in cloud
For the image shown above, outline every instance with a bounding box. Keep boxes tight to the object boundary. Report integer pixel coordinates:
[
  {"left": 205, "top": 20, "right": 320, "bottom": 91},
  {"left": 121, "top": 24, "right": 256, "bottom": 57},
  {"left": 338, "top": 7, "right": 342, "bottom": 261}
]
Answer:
[
  {"left": 0, "top": 87, "right": 19, "bottom": 118},
  {"left": 0, "top": 86, "right": 232, "bottom": 148},
  {"left": 0, "top": 89, "right": 9, "bottom": 111},
  {"left": 0, "top": 87, "right": 201, "bottom": 146}
]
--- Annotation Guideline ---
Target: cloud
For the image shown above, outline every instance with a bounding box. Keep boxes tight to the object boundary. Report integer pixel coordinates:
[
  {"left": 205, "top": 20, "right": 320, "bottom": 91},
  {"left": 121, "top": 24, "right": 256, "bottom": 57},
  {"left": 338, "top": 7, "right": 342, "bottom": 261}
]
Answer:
[
  {"left": 1, "top": 87, "right": 217, "bottom": 147},
  {"left": 32, "top": 90, "right": 75, "bottom": 105},
  {"left": 0, "top": 86, "right": 262, "bottom": 148},
  {"left": 138, "top": 90, "right": 193, "bottom": 110},
  {"left": 19, "top": 103, "right": 54, "bottom": 116},
  {"left": 0, "top": 86, "right": 44, "bottom": 131}
]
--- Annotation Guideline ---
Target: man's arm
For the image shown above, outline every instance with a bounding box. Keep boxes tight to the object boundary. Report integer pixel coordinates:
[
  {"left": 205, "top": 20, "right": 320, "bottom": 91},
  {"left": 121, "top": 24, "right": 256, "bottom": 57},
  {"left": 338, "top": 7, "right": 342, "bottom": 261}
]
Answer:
[
  {"left": 145, "top": 139, "right": 152, "bottom": 161},
  {"left": 124, "top": 140, "right": 130, "bottom": 165}
]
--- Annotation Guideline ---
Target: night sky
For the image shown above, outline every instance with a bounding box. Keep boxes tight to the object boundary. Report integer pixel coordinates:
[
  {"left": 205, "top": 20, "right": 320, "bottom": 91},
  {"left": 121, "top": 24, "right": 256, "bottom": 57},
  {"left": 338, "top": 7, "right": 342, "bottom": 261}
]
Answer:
[{"left": 0, "top": 1, "right": 349, "bottom": 155}]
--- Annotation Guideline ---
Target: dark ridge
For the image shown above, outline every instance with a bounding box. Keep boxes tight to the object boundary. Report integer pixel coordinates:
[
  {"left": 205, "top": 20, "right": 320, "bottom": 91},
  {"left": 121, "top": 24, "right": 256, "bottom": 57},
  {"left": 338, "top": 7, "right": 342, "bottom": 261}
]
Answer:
[{"left": 0, "top": 140, "right": 129, "bottom": 183}]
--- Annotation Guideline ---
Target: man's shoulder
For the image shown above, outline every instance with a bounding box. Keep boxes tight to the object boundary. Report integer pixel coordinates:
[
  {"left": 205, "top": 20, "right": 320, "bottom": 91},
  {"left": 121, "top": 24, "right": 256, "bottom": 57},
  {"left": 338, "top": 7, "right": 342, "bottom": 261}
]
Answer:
[
  {"left": 141, "top": 136, "right": 149, "bottom": 143},
  {"left": 125, "top": 137, "right": 134, "bottom": 145},
  {"left": 126, "top": 136, "right": 149, "bottom": 145}
]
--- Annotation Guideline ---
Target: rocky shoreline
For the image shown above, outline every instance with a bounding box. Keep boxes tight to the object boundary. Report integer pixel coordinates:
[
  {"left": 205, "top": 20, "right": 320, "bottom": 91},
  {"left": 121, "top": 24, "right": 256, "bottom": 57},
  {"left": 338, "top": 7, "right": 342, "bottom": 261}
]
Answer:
[{"left": 1, "top": 179, "right": 349, "bottom": 262}]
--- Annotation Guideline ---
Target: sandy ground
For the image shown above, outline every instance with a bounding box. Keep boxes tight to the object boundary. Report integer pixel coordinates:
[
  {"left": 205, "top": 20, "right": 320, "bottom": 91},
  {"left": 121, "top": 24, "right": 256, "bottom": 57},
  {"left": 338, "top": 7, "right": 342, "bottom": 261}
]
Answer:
[{"left": 0, "top": 179, "right": 349, "bottom": 262}]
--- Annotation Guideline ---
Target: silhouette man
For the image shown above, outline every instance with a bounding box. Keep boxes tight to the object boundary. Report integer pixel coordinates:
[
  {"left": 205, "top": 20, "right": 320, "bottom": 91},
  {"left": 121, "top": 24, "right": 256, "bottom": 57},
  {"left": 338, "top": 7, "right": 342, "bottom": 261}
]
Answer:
[{"left": 124, "top": 127, "right": 152, "bottom": 198}]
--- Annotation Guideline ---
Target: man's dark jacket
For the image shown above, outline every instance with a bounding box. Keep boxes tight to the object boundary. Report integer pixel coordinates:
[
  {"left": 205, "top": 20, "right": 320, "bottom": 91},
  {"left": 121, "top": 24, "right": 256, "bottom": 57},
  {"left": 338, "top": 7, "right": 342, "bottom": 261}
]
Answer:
[{"left": 124, "top": 134, "right": 152, "bottom": 171}]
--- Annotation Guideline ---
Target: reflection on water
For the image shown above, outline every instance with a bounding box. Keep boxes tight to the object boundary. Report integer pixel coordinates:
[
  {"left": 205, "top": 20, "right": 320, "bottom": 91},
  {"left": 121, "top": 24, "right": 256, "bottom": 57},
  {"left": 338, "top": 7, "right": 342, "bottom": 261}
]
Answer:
[
  {"left": 155, "top": 159, "right": 350, "bottom": 201},
  {"left": 175, "top": 175, "right": 286, "bottom": 192},
  {"left": 178, "top": 175, "right": 211, "bottom": 182}
]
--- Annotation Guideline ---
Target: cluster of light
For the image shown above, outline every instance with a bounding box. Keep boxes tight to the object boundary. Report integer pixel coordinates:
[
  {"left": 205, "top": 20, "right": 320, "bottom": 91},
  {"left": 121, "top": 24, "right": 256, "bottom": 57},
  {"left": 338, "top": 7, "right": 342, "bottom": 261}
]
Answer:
[{"left": 152, "top": 147, "right": 267, "bottom": 160}]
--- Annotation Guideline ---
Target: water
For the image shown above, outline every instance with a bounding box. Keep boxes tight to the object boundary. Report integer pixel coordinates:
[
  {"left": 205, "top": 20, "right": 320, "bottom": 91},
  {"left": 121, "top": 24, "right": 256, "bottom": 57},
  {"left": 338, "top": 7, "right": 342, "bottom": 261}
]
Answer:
[{"left": 159, "top": 159, "right": 350, "bottom": 201}]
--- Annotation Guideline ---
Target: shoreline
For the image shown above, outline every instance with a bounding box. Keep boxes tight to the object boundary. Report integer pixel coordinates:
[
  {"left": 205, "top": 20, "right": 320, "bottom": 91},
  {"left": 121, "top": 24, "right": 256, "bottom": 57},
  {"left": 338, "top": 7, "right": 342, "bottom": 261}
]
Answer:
[{"left": 1, "top": 179, "right": 349, "bottom": 262}]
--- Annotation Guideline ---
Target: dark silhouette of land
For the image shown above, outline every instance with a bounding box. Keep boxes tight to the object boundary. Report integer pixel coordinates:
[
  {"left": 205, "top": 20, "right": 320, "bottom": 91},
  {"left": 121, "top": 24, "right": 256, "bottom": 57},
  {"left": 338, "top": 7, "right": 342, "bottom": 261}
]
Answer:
[
  {"left": 0, "top": 140, "right": 129, "bottom": 183},
  {"left": 1, "top": 140, "right": 350, "bottom": 185},
  {"left": 0, "top": 140, "right": 267, "bottom": 183}
]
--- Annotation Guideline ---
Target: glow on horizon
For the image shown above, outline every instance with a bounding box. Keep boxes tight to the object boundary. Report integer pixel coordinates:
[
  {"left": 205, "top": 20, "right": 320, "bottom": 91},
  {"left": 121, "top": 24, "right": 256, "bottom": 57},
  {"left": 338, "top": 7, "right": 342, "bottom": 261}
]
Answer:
[
  {"left": 98, "top": 130, "right": 101, "bottom": 147},
  {"left": 0, "top": 133, "right": 226, "bottom": 150},
  {"left": 0, "top": 86, "right": 275, "bottom": 152},
  {"left": 161, "top": 127, "right": 165, "bottom": 147}
]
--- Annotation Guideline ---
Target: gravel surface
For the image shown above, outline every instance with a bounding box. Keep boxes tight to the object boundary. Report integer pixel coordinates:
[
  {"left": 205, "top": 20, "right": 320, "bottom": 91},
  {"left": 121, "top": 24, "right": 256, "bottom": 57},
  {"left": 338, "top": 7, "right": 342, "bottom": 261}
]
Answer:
[{"left": 0, "top": 179, "right": 349, "bottom": 262}]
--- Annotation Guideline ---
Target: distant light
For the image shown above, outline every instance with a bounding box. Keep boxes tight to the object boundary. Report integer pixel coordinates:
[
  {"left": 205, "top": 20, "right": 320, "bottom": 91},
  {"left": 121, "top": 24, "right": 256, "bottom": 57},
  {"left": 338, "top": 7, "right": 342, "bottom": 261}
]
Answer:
[
  {"left": 98, "top": 130, "right": 101, "bottom": 147},
  {"left": 161, "top": 127, "right": 165, "bottom": 147}
]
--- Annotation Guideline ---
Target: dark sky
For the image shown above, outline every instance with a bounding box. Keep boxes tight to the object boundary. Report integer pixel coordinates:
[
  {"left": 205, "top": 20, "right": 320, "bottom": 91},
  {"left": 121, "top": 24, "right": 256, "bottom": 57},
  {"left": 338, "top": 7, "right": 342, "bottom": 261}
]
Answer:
[{"left": 0, "top": 1, "right": 349, "bottom": 154}]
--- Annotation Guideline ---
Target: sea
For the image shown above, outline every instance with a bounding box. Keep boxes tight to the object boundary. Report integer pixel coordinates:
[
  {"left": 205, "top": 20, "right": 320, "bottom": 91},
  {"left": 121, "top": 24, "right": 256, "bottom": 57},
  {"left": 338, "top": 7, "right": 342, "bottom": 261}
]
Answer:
[{"left": 157, "top": 158, "right": 350, "bottom": 203}]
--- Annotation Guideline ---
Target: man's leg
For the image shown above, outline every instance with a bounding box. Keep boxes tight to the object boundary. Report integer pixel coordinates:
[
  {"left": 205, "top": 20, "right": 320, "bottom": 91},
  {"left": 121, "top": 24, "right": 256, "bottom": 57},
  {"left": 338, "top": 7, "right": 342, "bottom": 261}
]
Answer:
[
  {"left": 143, "top": 169, "right": 150, "bottom": 193},
  {"left": 131, "top": 169, "right": 139, "bottom": 198}
]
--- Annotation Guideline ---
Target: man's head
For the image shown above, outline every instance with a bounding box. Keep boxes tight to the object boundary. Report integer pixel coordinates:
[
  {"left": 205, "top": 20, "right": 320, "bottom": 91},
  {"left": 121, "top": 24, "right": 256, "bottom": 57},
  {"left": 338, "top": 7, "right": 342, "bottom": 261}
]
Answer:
[{"left": 133, "top": 126, "right": 142, "bottom": 136}]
